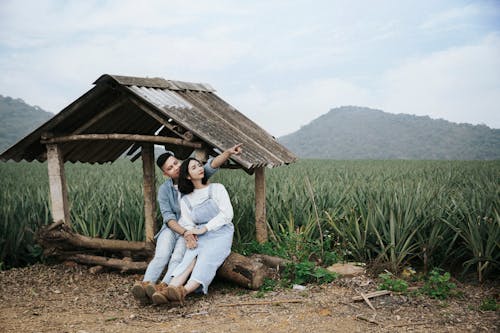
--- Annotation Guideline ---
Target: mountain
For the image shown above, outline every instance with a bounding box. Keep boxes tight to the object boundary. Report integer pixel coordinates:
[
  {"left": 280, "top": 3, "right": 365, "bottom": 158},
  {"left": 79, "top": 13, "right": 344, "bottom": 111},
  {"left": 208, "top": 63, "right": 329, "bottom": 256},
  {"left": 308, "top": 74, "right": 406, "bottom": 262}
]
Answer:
[
  {"left": 279, "top": 106, "right": 500, "bottom": 160},
  {"left": 0, "top": 95, "right": 53, "bottom": 152}
]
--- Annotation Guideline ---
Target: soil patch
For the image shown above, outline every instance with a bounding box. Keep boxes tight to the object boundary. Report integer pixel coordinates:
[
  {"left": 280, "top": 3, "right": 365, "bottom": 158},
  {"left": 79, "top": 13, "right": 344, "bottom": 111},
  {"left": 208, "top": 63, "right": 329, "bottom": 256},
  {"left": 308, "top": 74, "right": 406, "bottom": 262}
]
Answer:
[{"left": 0, "top": 263, "right": 497, "bottom": 332}]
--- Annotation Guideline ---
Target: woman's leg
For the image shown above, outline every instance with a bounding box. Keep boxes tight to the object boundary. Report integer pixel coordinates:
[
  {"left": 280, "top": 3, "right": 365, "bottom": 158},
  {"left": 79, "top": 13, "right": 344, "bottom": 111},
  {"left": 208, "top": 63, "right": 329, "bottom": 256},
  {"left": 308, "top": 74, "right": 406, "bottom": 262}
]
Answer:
[{"left": 169, "top": 258, "right": 197, "bottom": 287}]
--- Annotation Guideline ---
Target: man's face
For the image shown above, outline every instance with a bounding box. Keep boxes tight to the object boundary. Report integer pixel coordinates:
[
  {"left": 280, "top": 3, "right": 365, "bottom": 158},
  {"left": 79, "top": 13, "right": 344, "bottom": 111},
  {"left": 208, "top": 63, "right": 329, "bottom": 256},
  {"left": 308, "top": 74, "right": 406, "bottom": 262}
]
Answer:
[{"left": 161, "top": 156, "right": 181, "bottom": 180}]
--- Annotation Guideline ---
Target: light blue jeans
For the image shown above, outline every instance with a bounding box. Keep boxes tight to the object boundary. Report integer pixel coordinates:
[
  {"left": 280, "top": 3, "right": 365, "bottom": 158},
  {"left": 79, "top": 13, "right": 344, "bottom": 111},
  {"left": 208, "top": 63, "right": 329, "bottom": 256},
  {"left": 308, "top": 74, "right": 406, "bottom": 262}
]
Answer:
[{"left": 143, "top": 226, "right": 186, "bottom": 284}]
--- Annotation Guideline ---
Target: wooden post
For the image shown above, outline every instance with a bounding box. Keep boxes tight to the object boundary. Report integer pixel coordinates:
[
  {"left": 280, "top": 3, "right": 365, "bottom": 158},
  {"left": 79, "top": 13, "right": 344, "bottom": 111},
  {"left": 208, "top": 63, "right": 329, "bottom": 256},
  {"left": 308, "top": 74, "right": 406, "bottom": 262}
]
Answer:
[
  {"left": 46, "top": 144, "right": 70, "bottom": 225},
  {"left": 255, "top": 167, "right": 268, "bottom": 243},
  {"left": 142, "top": 144, "right": 156, "bottom": 244},
  {"left": 194, "top": 148, "right": 208, "bottom": 163}
]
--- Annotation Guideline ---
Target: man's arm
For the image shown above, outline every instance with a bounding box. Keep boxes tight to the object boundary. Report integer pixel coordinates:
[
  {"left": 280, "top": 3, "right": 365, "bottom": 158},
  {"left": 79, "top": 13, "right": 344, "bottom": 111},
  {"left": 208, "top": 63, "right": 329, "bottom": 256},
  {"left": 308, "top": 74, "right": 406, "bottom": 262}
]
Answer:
[{"left": 210, "top": 143, "right": 243, "bottom": 169}]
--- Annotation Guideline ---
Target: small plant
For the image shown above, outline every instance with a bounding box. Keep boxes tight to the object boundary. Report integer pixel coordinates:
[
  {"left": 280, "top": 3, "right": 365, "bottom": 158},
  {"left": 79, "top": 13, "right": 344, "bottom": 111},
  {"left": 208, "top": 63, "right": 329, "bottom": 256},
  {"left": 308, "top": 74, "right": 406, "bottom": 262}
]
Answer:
[
  {"left": 259, "top": 278, "right": 278, "bottom": 292},
  {"left": 479, "top": 298, "right": 499, "bottom": 311},
  {"left": 420, "top": 269, "right": 457, "bottom": 299},
  {"left": 377, "top": 272, "right": 408, "bottom": 292},
  {"left": 282, "top": 261, "right": 338, "bottom": 286}
]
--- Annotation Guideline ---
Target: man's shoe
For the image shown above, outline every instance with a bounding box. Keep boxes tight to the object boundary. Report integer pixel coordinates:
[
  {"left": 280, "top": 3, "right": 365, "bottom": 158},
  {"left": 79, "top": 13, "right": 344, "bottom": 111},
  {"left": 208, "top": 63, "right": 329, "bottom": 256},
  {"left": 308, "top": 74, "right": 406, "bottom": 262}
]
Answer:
[
  {"left": 146, "top": 282, "right": 167, "bottom": 299},
  {"left": 131, "top": 281, "right": 150, "bottom": 304}
]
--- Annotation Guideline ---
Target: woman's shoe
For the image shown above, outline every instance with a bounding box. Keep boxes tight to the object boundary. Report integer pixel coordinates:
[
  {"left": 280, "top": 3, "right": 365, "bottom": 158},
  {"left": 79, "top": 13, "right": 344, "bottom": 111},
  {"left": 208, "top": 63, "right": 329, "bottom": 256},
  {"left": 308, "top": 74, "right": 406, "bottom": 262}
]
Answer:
[
  {"left": 151, "top": 290, "right": 169, "bottom": 305},
  {"left": 165, "top": 285, "right": 186, "bottom": 305}
]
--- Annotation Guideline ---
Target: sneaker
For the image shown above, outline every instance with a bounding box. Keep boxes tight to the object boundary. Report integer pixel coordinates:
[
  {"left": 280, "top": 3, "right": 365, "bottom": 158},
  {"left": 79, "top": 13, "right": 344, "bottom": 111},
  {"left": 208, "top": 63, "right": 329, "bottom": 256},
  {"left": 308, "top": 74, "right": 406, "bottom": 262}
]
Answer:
[{"left": 131, "top": 281, "right": 150, "bottom": 304}]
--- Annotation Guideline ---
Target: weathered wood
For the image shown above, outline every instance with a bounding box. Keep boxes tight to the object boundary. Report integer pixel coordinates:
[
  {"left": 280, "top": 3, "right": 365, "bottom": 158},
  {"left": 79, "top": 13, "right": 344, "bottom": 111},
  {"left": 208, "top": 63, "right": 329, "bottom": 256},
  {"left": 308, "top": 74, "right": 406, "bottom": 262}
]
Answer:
[
  {"left": 46, "top": 144, "right": 70, "bottom": 225},
  {"left": 194, "top": 148, "right": 208, "bottom": 162},
  {"left": 218, "top": 299, "right": 305, "bottom": 307},
  {"left": 217, "top": 252, "right": 268, "bottom": 290},
  {"left": 66, "top": 254, "right": 148, "bottom": 273},
  {"left": 141, "top": 144, "right": 156, "bottom": 244},
  {"left": 73, "top": 100, "right": 126, "bottom": 134},
  {"left": 41, "top": 133, "right": 203, "bottom": 148},
  {"left": 351, "top": 290, "right": 391, "bottom": 301},
  {"left": 360, "top": 292, "right": 377, "bottom": 311},
  {"left": 249, "top": 253, "right": 290, "bottom": 271},
  {"left": 254, "top": 167, "right": 267, "bottom": 243},
  {"left": 37, "top": 222, "right": 154, "bottom": 255}
]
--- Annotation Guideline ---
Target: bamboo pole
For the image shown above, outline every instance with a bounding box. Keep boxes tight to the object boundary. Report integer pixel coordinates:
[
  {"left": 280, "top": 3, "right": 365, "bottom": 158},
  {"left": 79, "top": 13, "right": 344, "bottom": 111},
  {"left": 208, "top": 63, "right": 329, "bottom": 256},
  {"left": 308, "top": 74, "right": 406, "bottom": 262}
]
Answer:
[
  {"left": 255, "top": 167, "right": 267, "bottom": 243},
  {"left": 46, "top": 144, "right": 70, "bottom": 226}
]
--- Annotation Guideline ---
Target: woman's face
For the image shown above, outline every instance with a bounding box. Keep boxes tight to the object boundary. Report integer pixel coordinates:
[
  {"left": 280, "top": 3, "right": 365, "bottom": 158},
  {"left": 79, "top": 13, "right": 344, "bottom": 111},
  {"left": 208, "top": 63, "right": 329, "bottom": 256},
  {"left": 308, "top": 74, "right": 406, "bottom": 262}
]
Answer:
[{"left": 187, "top": 159, "right": 204, "bottom": 181}]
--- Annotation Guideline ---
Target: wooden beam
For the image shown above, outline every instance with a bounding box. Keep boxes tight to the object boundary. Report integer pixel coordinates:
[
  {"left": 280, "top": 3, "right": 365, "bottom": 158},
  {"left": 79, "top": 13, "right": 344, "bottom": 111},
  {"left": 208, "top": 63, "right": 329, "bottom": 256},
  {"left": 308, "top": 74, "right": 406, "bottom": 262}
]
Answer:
[
  {"left": 194, "top": 148, "right": 208, "bottom": 162},
  {"left": 141, "top": 144, "right": 156, "bottom": 244},
  {"left": 46, "top": 144, "right": 70, "bottom": 225},
  {"left": 72, "top": 100, "right": 126, "bottom": 134},
  {"left": 41, "top": 133, "right": 202, "bottom": 148},
  {"left": 255, "top": 167, "right": 267, "bottom": 243}
]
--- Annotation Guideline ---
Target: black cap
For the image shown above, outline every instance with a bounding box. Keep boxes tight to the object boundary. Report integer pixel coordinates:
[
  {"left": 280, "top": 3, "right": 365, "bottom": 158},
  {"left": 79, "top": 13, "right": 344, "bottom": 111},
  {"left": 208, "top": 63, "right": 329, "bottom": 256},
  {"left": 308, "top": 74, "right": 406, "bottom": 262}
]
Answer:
[{"left": 156, "top": 151, "right": 175, "bottom": 169}]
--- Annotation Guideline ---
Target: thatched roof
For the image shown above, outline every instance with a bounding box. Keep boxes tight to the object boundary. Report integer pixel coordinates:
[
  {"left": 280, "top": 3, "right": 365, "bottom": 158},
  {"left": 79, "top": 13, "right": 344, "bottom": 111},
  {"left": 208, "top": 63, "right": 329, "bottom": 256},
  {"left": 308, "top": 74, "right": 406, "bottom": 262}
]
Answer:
[{"left": 0, "top": 74, "right": 297, "bottom": 171}]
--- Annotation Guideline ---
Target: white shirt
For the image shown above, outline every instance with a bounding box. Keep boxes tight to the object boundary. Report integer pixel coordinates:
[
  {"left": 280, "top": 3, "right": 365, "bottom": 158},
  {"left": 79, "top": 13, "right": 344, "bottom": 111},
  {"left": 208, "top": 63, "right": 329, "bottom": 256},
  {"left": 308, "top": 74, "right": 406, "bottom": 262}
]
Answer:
[{"left": 179, "top": 183, "right": 233, "bottom": 232}]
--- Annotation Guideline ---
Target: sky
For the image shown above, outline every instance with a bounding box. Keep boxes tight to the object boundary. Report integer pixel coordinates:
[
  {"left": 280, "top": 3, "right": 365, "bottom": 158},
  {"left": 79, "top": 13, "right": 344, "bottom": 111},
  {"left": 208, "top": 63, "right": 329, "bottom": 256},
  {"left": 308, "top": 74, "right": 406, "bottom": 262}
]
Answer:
[{"left": 1, "top": 0, "right": 499, "bottom": 137}]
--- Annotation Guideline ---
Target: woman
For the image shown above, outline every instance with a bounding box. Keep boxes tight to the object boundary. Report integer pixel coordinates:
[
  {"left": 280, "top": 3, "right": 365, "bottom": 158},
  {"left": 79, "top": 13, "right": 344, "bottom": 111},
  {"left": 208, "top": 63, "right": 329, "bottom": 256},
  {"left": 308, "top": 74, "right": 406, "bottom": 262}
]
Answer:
[{"left": 151, "top": 157, "right": 234, "bottom": 305}]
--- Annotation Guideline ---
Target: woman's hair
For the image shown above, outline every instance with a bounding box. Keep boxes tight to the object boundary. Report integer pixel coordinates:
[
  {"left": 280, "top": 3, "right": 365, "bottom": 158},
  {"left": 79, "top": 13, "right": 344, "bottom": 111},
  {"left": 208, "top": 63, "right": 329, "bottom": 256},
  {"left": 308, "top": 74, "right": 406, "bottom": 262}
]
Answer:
[{"left": 178, "top": 157, "right": 208, "bottom": 194}]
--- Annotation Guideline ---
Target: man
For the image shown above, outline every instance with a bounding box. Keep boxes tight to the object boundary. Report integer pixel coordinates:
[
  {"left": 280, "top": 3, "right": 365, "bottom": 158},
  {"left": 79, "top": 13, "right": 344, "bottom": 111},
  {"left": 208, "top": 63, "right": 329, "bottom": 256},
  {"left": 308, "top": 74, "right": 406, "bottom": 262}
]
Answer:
[{"left": 131, "top": 143, "right": 242, "bottom": 304}]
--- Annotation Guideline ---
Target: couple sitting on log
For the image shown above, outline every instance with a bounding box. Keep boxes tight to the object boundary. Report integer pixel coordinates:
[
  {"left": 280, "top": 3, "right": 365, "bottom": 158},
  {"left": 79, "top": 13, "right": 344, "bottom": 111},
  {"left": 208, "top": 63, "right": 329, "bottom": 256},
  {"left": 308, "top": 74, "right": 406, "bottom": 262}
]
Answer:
[{"left": 132, "top": 143, "right": 243, "bottom": 305}]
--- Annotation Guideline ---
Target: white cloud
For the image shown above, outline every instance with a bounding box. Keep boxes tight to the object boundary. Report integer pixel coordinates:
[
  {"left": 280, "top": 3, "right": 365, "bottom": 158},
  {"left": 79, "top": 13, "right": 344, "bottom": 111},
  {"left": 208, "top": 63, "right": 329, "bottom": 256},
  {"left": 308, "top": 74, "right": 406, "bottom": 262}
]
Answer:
[{"left": 378, "top": 33, "right": 500, "bottom": 128}]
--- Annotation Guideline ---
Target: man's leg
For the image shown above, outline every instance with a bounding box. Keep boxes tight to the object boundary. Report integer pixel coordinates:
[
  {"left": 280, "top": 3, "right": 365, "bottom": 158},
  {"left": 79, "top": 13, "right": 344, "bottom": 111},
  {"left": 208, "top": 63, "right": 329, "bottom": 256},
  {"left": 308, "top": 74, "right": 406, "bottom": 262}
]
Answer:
[{"left": 132, "top": 227, "right": 177, "bottom": 303}]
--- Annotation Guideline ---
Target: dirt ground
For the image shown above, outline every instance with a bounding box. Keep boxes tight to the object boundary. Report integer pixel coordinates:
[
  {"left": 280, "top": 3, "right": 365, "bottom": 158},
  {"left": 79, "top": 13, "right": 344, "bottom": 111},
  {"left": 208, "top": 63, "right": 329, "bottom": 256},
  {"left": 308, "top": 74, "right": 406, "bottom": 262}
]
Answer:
[{"left": 0, "top": 263, "right": 497, "bottom": 333}]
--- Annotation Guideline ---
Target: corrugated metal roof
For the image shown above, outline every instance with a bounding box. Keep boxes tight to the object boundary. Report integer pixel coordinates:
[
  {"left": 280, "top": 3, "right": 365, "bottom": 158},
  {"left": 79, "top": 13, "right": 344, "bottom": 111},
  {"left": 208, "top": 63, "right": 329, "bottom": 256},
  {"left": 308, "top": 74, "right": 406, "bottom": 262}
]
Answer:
[{"left": 0, "top": 74, "right": 297, "bottom": 170}]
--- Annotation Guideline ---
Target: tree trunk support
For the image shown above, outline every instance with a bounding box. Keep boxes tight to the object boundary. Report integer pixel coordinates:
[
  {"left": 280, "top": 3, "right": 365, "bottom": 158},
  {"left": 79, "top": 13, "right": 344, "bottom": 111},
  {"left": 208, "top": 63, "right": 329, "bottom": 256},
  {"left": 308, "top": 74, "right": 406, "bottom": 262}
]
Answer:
[
  {"left": 255, "top": 167, "right": 267, "bottom": 243},
  {"left": 141, "top": 144, "right": 156, "bottom": 244},
  {"left": 46, "top": 143, "right": 70, "bottom": 226}
]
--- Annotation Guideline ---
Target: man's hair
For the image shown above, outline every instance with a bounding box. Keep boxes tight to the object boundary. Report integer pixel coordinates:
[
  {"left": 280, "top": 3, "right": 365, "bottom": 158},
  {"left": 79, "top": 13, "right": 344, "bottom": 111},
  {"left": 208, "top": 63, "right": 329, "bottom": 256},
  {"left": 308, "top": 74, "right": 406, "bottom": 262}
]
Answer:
[
  {"left": 178, "top": 157, "right": 208, "bottom": 194},
  {"left": 156, "top": 151, "right": 175, "bottom": 169}
]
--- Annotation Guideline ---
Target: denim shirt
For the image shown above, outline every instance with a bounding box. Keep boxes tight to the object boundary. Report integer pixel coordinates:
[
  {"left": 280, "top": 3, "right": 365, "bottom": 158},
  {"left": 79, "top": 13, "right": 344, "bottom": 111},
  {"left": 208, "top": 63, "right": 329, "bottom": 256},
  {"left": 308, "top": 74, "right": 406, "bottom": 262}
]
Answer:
[{"left": 156, "top": 157, "right": 218, "bottom": 236}]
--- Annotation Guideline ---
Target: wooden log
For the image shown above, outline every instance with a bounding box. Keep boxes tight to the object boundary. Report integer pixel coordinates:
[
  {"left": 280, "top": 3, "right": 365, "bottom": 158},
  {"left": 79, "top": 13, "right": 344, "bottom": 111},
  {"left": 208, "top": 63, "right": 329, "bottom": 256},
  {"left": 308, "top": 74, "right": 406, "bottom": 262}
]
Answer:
[
  {"left": 254, "top": 167, "right": 268, "bottom": 243},
  {"left": 249, "top": 253, "right": 290, "bottom": 271},
  {"left": 217, "top": 252, "right": 268, "bottom": 290},
  {"left": 66, "top": 254, "right": 148, "bottom": 273},
  {"left": 37, "top": 222, "right": 153, "bottom": 256},
  {"left": 41, "top": 133, "right": 203, "bottom": 148}
]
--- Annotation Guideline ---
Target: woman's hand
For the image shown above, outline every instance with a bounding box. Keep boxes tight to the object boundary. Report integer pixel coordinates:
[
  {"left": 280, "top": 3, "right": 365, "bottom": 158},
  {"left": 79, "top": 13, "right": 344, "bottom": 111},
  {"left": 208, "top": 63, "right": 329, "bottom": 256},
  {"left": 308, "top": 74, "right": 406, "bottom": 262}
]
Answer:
[
  {"left": 184, "top": 233, "right": 198, "bottom": 249},
  {"left": 185, "top": 227, "right": 207, "bottom": 236}
]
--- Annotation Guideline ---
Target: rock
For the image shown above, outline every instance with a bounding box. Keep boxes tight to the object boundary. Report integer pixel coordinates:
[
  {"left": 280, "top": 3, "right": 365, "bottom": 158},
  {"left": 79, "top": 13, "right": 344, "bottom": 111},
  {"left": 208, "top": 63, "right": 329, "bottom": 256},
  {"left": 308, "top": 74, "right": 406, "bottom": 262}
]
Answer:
[{"left": 326, "top": 263, "right": 365, "bottom": 277}]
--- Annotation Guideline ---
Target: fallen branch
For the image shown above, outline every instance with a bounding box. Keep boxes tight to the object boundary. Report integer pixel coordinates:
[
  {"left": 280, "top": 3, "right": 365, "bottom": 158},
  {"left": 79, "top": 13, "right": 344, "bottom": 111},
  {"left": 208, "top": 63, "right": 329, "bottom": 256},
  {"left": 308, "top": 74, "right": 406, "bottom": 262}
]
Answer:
[
  {"left": 66, "top": 253, "right": 148, "bottom": 273},
  {"left": 218, "top": 299, "right": 305, "bottom": 307},
  {"left": 355, "top": 314, "right": 382, "bottom": 326},
  {"left": 386, "top": 321, "right": 431, "bottom": 328},
  {"left": 352, "top": 290, "right": 391, "bottom": 301},
  {"left": 360, "top": 292, "right": 376, "bottom": 311}
]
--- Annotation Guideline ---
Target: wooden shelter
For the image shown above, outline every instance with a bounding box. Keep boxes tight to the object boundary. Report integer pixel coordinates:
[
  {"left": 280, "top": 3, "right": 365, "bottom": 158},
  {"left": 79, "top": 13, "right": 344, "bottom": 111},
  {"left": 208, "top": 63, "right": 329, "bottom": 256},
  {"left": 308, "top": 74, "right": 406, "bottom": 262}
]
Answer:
[{"left": 0, "top": 74, "right": 296, "bottom": 255}]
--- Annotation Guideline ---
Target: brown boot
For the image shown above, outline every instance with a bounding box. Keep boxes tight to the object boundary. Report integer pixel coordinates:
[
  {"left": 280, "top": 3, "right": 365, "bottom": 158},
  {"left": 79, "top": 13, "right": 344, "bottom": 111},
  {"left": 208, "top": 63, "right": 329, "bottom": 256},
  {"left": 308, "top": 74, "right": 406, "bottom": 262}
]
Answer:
[
  {"left": 165, "top": 285, "right": 186, "bottom": 305},
  {"left": 151, "top": 288, "right": 169, "bottom": 305},
  {"left": 131, "top": 281, "right": 150, "bottom": 304},
  {"left": 146, "top": 282, "right": 167, "bottom": 300}
]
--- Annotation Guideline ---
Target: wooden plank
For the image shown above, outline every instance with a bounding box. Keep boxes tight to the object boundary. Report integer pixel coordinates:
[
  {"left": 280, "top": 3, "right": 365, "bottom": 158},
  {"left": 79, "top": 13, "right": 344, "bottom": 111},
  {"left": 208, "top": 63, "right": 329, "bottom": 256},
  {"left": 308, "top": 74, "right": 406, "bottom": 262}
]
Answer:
[
  {"left": 46, "top": 144, "right": 70, "bottom": 225},
  {"left": 255, "top": 167, "right": 268, "bottom": 243},
  {"left": 41, "top": 133, "right": 202, "bottom": 148},
  {"left": 360, "top": 292, "right": 377, "bottom": 311},
  {"left": 141, "top": 144, "right": 156, "bottom": 244}
]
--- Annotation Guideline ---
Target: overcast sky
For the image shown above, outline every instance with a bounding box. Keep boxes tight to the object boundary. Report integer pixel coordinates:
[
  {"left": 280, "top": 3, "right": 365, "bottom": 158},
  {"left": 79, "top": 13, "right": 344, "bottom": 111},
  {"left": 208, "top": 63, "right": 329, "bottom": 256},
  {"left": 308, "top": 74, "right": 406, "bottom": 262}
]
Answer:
[{"left": 1, "top": 1, "right": 499, "bottom": 136}]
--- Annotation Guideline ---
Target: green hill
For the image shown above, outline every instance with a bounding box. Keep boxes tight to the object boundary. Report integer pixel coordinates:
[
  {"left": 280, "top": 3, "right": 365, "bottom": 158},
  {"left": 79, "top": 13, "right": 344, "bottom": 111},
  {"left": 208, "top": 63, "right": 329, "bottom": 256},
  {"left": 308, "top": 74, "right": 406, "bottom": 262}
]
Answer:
[
  {"left": 279, "top": 106, "right": 500, "bottom": 160},
  {"left": 0, "top": 95, "right": 53, "bottom": 152}
]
